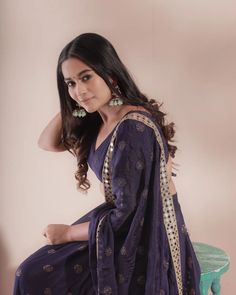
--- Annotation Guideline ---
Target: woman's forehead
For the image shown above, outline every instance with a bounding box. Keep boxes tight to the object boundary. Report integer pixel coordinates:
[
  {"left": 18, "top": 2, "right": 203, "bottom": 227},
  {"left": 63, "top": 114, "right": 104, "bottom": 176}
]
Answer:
[{"left": 61, "top": 58, "right": 92, "bottom": 79}]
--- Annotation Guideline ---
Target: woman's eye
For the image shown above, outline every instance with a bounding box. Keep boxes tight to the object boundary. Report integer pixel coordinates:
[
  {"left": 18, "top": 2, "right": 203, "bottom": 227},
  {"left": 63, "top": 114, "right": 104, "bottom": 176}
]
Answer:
[
  {"left": 65, "top": 75, "right": 91, "bottom": 87},
  {"left": 66, "top": 81, "right": 75, "bottom": 88},
  {"left": 81, "top": 75, "right": 91, "bottom": 82}
]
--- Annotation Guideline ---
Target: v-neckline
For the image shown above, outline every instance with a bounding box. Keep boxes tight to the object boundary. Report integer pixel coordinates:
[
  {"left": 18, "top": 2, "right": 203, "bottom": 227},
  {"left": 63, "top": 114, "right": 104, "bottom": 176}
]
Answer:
[
  {"left": 93, "top": 122, "right": 119, "bottom": 153},
  {"left": 93, "top": 110, "right": 152, "bottom": 153}
]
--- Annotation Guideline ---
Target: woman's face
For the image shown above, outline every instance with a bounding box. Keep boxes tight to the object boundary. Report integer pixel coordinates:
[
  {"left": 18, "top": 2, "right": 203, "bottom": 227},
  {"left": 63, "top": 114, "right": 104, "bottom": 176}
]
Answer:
[{"left": 61, "top": 57, "right": 113, "bottom": 113}]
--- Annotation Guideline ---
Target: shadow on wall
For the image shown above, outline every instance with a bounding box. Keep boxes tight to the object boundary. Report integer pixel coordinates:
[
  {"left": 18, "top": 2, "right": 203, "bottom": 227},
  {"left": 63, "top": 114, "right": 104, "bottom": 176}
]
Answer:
[{"left": 0, "top": 228, "right": 16, "bottom": 294}]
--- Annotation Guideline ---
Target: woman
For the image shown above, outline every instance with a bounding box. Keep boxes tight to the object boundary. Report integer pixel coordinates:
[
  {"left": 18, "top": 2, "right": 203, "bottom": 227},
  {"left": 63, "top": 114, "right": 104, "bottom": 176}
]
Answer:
[{"left": 13, "top": 33, "right": 200, "bottom": 295}]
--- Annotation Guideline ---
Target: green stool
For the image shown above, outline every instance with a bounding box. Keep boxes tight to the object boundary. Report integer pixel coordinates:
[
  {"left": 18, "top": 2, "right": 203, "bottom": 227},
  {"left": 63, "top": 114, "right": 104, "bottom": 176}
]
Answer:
[{"left": 193, "top": 242, "right": 230, "bottom": 295}]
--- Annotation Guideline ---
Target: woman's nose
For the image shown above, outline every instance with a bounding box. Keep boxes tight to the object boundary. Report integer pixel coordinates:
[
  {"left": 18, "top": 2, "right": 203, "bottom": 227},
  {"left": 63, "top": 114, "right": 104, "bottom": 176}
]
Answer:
[{"left": 75, "top": 82, "right": 87, "bottom": 98}]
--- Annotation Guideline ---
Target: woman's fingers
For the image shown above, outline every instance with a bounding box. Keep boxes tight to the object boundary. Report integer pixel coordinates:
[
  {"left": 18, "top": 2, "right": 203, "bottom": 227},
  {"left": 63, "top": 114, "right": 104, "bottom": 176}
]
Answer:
[{"left": 42, "top": 227, "right": 49, "bottom": 238}]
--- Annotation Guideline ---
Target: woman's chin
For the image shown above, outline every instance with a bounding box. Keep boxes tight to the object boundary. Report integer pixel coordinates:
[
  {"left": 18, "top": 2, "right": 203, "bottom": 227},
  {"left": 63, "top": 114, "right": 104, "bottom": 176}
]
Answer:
[{"left": 84, "top": 106, "right": 97, "bottom": 114}]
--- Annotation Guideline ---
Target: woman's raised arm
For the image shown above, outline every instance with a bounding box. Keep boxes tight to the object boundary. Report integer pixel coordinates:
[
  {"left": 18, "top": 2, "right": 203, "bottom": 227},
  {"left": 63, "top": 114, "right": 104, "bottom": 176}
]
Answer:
[{"left": 38, "top": 112, "right": 67, "bottom": 152}]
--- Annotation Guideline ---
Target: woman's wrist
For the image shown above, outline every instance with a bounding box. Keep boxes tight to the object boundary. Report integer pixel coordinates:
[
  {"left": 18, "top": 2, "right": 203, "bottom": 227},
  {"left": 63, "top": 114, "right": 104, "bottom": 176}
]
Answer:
[
  {"left": 65, "top": 225, "right": 74, "bottom": 242},
  {"left": 67, "top": 222, "right": 90, "bottom": 242}
]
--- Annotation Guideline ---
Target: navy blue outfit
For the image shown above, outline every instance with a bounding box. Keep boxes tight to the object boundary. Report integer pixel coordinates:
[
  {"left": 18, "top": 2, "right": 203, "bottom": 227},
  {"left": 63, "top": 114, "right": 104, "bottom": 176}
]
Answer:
[{"left": 13, "top": 110, "right": 200, "bottom": 295}]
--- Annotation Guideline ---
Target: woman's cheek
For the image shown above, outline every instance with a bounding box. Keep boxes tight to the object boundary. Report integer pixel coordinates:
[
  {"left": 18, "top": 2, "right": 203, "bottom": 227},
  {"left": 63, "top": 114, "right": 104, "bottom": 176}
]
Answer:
[{"left": 68, "top": 89, "right": 75, "bottom": 100}]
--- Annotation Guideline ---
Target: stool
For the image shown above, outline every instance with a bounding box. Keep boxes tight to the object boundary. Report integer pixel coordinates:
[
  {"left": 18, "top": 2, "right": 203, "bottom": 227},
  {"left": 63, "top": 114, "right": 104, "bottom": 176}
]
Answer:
[{"left": 193, "top": 242, "right": 230, "bottom": 295}]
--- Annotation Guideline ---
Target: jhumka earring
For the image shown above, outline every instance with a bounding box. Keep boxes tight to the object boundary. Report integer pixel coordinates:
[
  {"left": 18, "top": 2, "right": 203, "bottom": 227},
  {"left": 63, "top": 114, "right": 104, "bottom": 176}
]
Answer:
[
  {"left": 72, "top": 103, "right": 87, "bottom": 118},
  {"left": 109, "top": 84, "right": 124, "bottom": 106}
]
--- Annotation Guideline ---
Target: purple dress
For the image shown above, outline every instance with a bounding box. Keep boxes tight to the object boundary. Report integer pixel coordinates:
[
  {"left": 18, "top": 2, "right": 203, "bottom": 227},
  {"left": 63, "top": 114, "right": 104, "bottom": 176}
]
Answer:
[{"left": 13, "top": 110, "right": 200, "bottom": 295}]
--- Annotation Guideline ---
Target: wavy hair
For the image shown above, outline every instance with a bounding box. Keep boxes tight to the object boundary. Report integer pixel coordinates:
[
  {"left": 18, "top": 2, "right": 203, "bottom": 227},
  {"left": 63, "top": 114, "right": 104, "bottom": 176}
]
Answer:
[{"left": 57, "top": 33, "right": 177, "bottom": 192}]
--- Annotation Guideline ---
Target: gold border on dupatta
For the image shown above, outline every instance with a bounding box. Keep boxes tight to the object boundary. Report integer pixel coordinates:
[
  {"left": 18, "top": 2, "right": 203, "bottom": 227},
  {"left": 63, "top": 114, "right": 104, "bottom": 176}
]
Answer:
[{"left": 97, "top": 112, "right": 183, "bottom": 295}]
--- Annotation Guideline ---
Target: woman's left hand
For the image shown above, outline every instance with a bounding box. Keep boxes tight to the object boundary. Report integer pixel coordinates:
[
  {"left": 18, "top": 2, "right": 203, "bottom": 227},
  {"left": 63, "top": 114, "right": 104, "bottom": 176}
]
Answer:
[{"left": 42, "top": 224, "right": 72, "bottom": 245}]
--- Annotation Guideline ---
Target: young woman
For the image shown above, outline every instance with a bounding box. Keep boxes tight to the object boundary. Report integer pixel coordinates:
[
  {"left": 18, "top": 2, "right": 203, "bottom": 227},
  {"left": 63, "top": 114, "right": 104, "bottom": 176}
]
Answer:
[{"left": 13, "top": 33, "right": 201, "bottom": 295}]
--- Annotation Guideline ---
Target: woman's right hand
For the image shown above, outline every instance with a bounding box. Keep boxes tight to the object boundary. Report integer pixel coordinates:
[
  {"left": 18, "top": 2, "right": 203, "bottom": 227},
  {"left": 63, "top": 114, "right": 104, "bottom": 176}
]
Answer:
[{"left": 42, "top": 224, "right": 71, "bottom": 245}]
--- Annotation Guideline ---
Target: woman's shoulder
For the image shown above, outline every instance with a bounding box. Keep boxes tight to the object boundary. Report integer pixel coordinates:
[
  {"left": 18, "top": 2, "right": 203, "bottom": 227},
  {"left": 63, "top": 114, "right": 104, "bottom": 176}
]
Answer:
[
  {"left": 116, "top": 108, "right": 161, "bottom": 137},
  {"left": 112, "top": 110, "right": 157, "bottom": 147},
  {"left": 113, "top": 108, "right": 169, "bottom": 160}
]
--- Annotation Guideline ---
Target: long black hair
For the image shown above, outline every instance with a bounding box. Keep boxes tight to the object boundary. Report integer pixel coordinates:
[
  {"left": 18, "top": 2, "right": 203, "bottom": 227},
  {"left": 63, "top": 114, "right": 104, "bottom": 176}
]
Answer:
[{"left": 57, "top": 32, "right": 177, "bottom": 192}]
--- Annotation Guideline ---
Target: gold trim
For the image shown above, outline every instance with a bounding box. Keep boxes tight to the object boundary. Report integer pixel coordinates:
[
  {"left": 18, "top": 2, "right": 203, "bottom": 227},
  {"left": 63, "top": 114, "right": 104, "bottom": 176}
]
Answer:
[
  {"left": 100, "top": 112, "right": 183, "bottom": 295},
  {"left": 95, "top": 214, "right": 107, "bottom": 294},
  {"left": 96, "top": 215, "right": 106, "bottom": 259}
]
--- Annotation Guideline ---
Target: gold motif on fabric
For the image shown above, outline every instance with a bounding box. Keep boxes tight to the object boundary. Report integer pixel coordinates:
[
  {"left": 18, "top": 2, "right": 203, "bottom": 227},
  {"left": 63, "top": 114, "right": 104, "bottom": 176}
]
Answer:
[
  {"left": 73, "top": 264, "right": 83, "bottom": 274},
  {"left": 43, "top": 265, "right": 54, "bottom": 272}
]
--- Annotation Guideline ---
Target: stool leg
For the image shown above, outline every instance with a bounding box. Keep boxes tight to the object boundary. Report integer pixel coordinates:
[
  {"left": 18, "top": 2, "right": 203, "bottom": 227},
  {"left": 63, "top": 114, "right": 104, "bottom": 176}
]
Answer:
[
  {"left": 200, "top": 280, "right": 211, "bottom": 295},
  {"left": 211, "top": 278, "right": 221, "bottom": 295}
]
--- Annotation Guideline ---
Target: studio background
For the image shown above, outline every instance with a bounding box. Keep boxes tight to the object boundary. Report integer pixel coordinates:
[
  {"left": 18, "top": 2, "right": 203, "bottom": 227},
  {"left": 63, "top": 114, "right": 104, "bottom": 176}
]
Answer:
[{"left": 0, "top": 0, "right": 235, "bottom": 294}]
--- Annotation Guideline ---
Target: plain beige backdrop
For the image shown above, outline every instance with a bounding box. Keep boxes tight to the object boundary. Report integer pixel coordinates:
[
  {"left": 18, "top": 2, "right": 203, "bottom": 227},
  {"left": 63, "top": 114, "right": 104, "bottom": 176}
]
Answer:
[{"left": 0, "top": 0, "right": 235, "bottom": 294}]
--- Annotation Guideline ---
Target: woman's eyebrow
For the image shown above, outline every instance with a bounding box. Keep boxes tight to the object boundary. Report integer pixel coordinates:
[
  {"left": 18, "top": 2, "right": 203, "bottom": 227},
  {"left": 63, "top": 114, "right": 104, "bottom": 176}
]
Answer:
[{"left": 64, "top": 69, "right": 92, "bottom": 81}]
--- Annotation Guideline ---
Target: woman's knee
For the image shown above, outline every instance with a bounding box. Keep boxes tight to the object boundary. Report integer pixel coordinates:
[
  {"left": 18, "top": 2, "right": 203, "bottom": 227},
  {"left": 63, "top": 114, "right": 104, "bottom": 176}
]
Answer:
[
  {"left": 14, "top": 245, "right": 49, "bottom": 282},
  {"left": 15, "top": 255, "right": 35, "bottom": 284}
]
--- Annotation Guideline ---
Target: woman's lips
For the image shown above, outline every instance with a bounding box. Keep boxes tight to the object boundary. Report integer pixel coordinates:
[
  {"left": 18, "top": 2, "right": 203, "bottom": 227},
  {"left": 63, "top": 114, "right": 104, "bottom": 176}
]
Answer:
[{"left": 80, "top": 96, "right": 94, "bottom": 103}]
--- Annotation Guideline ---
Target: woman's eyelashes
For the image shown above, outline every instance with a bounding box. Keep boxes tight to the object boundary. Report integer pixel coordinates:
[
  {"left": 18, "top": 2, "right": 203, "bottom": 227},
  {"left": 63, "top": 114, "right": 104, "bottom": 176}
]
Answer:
[
  {"left": 66, "top": 75, "right": 92, "bottom": 87},
  {"left": 66, "top": 81, "right": 75, "bottom": 87},
  {"left": 81, "top": 74, "right": 92, "bottom": 82}
]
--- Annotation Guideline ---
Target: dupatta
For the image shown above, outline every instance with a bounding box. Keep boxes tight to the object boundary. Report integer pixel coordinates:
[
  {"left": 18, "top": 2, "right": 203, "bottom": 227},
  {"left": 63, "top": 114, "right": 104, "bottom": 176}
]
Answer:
[{"left": 88, "top": 112, "right": 189, "bottom": 295}]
